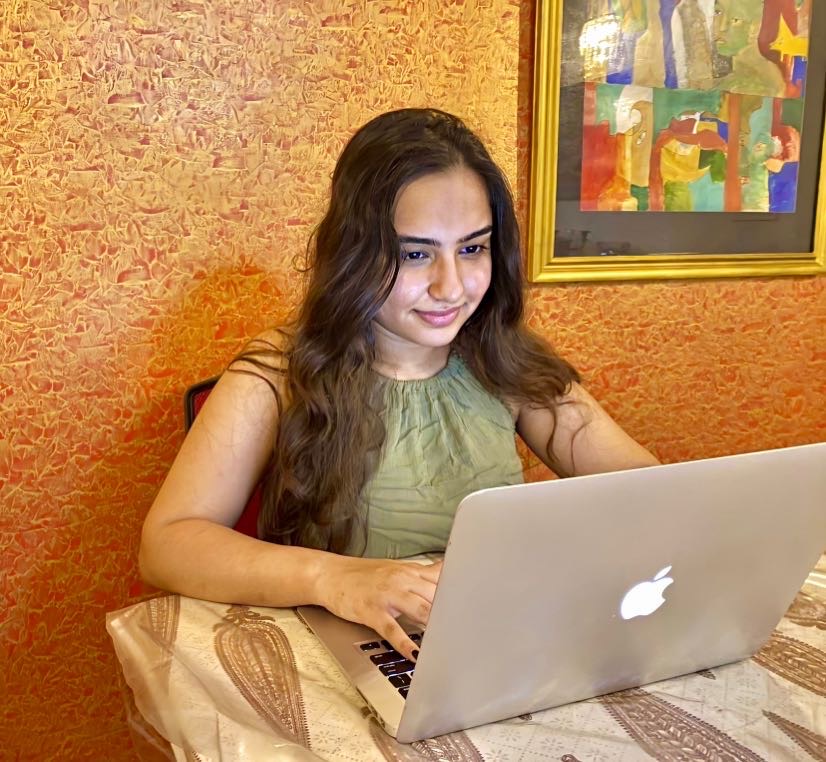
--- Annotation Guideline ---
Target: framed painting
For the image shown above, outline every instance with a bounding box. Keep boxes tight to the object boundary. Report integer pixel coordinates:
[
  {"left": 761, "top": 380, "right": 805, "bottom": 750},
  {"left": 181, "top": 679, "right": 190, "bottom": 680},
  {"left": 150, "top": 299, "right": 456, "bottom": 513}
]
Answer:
[{"left": 528, "top": 0, "right": 826, "bottom": 282}]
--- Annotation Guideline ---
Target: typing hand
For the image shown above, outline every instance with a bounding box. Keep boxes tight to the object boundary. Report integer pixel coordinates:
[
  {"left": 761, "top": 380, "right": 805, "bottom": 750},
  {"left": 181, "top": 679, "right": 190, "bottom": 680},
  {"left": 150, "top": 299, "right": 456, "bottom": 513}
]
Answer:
[{"left": 316, "top": 557, "right": 442, "bottom": 662}]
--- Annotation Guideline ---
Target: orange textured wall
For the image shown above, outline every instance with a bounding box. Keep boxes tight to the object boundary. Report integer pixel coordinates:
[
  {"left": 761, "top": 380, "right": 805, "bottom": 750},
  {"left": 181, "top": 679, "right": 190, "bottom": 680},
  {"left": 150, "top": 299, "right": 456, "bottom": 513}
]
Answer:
[{"left": 2, "top": 1, "right": 825, "bottom": 758}]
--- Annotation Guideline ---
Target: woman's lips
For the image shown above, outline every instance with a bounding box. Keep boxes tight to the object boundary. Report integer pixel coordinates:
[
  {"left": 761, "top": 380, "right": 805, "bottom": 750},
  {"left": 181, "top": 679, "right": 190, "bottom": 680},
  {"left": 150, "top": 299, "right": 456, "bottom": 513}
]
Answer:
[{"left": 414, "top": 306, "right": 462, "bottom": 327}]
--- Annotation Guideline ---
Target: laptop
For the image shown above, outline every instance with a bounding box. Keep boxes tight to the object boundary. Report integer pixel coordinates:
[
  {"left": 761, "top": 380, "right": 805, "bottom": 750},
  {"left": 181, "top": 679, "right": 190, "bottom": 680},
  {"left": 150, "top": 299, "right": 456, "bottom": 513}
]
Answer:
[{"left": 297, "top": 442, "right": 826, "bottom": 743}]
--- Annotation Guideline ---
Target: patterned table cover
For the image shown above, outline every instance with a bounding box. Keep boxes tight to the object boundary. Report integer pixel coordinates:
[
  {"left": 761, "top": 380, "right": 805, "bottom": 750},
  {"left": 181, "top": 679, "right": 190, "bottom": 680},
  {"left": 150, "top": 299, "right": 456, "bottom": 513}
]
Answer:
[{"left": 107, "top": 556, "right": 826, "bottom": 761}]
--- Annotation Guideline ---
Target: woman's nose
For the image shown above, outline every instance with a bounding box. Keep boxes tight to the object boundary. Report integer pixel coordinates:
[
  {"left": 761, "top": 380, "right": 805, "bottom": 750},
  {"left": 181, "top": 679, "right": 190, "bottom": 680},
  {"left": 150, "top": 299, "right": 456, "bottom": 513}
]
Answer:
[{"left": 428, "top": 256, "right": 463, "bottom": 303}]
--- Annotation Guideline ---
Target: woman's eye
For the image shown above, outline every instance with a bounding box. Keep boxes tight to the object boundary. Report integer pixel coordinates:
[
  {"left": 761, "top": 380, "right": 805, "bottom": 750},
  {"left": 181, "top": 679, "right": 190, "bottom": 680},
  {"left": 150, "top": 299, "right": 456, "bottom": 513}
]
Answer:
[
  {"left": 461, "top": 244, "right": 487, "bottom": 256},
  {"left": 401, "top": 250, "right": 428, "bottom": 261}
]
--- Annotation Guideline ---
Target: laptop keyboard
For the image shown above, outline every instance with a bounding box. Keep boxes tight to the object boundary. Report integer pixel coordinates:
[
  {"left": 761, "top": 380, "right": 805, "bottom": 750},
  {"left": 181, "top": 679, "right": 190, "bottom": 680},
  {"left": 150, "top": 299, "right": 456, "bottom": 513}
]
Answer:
[{"left": 356, "top": 633, "right": 422, "bottom": 699}]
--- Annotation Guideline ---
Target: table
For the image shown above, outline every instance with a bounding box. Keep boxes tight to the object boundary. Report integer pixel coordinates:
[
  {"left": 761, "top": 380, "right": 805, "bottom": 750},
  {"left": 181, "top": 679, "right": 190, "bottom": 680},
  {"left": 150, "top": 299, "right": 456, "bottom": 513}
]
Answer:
[{"left": 107, "top": 556, "right": 826, "bottom": 761}]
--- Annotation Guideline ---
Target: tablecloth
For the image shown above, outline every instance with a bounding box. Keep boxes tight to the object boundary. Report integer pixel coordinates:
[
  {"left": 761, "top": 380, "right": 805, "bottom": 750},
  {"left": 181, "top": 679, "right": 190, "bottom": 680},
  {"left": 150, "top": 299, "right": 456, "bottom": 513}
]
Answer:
[{"left": 107, "top": 556, "right": 826, "bottom": 761}]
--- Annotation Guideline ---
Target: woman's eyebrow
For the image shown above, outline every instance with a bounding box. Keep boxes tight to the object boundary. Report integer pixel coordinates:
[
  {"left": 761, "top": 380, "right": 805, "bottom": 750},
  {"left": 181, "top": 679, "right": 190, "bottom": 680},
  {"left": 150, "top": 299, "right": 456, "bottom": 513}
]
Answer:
[{"left": 398, "top": 225, "right": 493, "bottom": 247}]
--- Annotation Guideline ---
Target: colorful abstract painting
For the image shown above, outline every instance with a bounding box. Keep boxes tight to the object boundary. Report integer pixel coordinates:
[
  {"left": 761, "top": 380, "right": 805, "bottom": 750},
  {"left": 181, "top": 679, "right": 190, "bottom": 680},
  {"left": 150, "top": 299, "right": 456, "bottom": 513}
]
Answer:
[{"left": 579, "top": 0, "right": 810, "bottom": 213}]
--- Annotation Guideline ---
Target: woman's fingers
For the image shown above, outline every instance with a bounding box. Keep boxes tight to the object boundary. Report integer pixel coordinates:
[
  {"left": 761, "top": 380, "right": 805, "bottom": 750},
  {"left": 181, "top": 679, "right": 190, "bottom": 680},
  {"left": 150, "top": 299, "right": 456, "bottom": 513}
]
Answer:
[
  {"left": 318, "top": 556, "right": 446, "bottom": 661},
  {"left": 403, "top": 579, "right": 438, "bottom": 618},
  {"left": 390, "top": 587, "right": 433, "bottom": 626},
  {"left": 373, "top": 614, "right": 420, "bottom": 662},
  {"left": 416, "top": 559, "right": 443, "bottom": 585}
]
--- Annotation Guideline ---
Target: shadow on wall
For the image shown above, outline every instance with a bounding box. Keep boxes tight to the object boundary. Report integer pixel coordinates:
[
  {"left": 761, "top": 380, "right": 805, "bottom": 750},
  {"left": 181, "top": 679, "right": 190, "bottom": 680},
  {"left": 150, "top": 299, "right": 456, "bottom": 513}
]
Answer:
[{"left": 122, "top": 262, "right": 297, "bottom": 542}]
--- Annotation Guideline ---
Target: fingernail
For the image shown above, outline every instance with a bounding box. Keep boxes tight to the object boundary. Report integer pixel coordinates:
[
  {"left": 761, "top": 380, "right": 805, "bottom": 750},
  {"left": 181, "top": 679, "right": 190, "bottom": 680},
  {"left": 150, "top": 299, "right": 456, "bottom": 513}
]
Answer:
[{"left": 412, "top": 649, "right": 419, "bottom": 660}]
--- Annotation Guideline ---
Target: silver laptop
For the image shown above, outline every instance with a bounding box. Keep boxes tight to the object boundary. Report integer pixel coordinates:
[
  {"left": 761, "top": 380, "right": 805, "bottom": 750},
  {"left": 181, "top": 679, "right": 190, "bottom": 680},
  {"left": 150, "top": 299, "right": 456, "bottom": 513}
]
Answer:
[{"left": 297, "top": 442, "right": 826, "bottom": 743}]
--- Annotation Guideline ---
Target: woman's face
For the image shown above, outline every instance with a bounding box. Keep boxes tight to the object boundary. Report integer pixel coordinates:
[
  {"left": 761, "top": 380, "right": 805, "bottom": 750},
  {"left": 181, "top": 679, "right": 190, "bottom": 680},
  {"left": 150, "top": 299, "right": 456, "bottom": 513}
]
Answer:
[{"left": 372, "top": 165, "right": 493, "bottom": 372}]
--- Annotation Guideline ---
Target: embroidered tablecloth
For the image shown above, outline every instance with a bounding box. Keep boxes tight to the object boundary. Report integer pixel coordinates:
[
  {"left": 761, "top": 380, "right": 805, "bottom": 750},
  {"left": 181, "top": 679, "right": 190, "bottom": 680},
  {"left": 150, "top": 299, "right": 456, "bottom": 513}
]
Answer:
[{"left": 107, "top": 556, "right": 826, "bottom": 761}]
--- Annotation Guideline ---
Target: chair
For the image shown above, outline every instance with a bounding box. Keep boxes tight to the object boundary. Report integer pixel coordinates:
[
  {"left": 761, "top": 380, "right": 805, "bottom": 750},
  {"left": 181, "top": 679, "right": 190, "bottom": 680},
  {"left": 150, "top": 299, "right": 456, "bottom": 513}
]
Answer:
[
  {"left": 184, "top": 377, "right": 263, "bottom": 538},
  {"left": 183, "top": 376, "right": 220, "bottom": 431}
]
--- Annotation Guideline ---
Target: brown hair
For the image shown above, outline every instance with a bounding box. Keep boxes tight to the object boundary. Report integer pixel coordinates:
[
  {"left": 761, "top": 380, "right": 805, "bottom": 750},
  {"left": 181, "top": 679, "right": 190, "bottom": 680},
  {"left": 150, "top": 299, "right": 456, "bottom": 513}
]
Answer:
[{"left": 235, "top": 108, "right": 579, "bottom": 551}]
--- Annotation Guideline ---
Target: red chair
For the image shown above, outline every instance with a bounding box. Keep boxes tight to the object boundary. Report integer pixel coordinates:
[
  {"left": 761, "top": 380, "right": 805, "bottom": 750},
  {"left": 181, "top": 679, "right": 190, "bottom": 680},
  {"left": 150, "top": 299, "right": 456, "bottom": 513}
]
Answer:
[{"left": 184, "top": 377, "right": 263, "bottom": 538}]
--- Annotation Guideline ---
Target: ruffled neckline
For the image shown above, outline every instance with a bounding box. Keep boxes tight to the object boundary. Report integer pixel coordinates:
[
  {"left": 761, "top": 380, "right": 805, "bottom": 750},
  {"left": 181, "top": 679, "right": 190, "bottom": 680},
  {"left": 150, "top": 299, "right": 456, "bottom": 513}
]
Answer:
[{"left": 374, "top": 354, "right": 464, "bottom": 389}]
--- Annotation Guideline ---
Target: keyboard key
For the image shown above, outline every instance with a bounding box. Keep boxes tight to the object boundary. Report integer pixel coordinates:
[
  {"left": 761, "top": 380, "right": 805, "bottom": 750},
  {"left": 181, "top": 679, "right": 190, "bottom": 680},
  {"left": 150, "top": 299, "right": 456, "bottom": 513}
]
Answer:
[
  {"left": 389, "top": 675, "right": 407, "bottom": 688},
  {"left": 370, "top": 651, "right": 406, "bottom": 666},
  {"left": 379, "top": 659, "right": 415, "bottom": 676},
  {"left": 399, "top": 686, "right": 410, "bottom": 698},
  {"left": 359, "top": 641, "right": 381, "bottom": 651},
  {"left": 381, "top": 640, "right": 392, "bottom": 649}
]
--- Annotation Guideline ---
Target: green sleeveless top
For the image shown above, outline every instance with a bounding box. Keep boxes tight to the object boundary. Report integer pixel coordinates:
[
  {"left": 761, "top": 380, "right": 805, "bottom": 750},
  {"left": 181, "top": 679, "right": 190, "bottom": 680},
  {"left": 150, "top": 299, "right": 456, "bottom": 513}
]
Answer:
[{"left": 352, "top": 355, "right": 524, "bottom": 558}]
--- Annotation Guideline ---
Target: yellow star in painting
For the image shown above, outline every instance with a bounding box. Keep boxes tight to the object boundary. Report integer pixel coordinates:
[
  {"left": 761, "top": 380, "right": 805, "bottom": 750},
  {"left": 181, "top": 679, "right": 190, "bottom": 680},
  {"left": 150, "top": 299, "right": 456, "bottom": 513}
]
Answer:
[{"left": 770, "top": 16, "right": 808, "bottom": 59}]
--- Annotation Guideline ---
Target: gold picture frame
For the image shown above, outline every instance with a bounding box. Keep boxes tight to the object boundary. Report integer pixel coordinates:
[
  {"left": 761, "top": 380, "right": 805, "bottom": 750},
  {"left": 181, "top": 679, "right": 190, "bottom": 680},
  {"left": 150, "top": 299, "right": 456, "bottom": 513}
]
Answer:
[{"left": 528, "top": 0, "right": 826, "bottom": 283}]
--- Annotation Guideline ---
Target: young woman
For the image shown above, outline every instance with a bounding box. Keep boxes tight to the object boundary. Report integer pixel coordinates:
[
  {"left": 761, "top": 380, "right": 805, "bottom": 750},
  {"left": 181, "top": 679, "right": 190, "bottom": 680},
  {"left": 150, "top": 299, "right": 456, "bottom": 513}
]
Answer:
[{"left": 139, "top": 108, "right": 658, "bottom": 662}]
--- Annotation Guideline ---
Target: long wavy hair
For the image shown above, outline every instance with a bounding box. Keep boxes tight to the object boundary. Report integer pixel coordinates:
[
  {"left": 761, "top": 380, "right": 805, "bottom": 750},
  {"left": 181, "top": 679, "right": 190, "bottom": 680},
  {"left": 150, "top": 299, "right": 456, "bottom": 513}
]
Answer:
[{"left": 235, "top": 108, "right": 580, "bottom": 552}]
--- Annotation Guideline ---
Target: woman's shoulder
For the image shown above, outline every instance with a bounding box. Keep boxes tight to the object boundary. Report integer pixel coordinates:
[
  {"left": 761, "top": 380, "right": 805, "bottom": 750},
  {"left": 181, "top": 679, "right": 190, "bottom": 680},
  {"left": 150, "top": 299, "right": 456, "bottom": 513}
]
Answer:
[
  {"left": 224, "top": 326, "right": 294, "bottom": 405},
  {"left": 229, "top": 327, "right": 292, "bottom": 374}
]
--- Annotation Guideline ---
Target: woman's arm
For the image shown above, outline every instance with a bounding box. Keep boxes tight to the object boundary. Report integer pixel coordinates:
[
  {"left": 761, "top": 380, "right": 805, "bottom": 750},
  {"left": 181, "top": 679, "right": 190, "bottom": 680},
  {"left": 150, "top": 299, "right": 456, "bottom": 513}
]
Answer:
[
  {"left": 139, "top": 360, "right": 435, "bottom": 661},
  {"left": 516, "top": 382, "right": 659, "bottom": 478},
  {"left": 139, "top": 364, "right": 321, "bottom": 603}
]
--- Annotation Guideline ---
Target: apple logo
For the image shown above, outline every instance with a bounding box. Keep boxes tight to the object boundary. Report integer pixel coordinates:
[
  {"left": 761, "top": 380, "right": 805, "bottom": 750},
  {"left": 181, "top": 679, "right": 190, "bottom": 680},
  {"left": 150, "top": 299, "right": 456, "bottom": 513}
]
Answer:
[{"left": 619, "top": 566, "right": 674, "bottom": 620}]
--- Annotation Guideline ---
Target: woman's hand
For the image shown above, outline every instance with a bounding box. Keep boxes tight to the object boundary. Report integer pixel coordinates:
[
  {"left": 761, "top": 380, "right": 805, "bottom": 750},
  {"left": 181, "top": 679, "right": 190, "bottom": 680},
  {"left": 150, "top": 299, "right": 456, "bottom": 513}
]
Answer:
[{"left": 315, "top": 557, "right": 442, "bottom": 661}]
